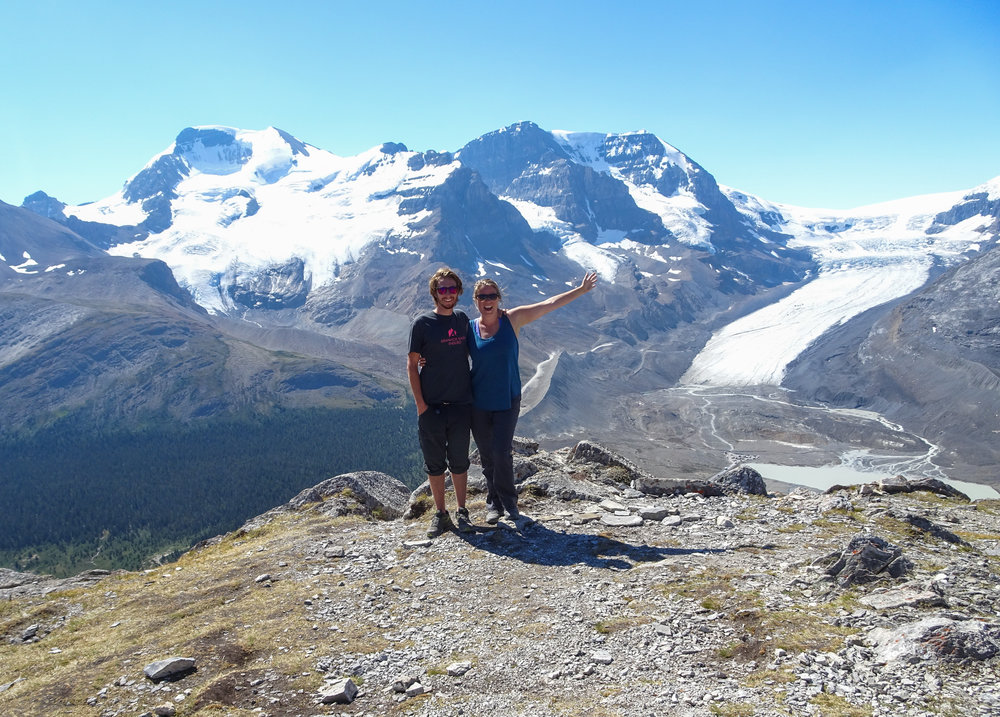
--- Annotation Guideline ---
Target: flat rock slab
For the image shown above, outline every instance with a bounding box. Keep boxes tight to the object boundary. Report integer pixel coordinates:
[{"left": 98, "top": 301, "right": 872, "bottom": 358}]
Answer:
[
  {"left": 860, "top": 586, "right": 947, "bottom": 611},
  {"left": 600, "top": 513, "right": 643, "bottom": 527}
]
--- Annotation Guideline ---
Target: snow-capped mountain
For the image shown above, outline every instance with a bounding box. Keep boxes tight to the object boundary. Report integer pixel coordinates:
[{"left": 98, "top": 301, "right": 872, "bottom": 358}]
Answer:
[
  {"left": 60, "top": 127, "right": 461, "bottom": 313},
  {"left": 8, "top": 122, "right": 1000, "bottom": 485}
]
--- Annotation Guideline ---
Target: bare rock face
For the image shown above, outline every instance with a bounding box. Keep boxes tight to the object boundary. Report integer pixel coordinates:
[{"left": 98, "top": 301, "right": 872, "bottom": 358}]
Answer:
[
  {"left": 0, "top": 568, "right": 111, "bottom": 600},
  {"left": 869, "top": 618, "right": 1000, "bottom": 664},
  {"left": 226, "top": 257, "right": 310, "bottom": 310}
]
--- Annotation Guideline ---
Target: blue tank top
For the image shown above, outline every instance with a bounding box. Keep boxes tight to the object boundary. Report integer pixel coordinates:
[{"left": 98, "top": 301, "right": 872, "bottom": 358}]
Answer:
[{"left": 468, "top": 313, "right": 521, "bottom": 411}]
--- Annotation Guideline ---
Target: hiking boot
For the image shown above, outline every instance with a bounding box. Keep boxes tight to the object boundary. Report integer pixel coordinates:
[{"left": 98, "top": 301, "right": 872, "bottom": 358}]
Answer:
[
  {"left": 427, "top": 510, "right": 452, "bottom": 538},
  {"left": 508, "top": 512, "right": 535, "bottom": 531},
  {"left": 456, "top": 507, "right": 473, "bottom": 533},
  {"left": 485, "top": 507, "right": 502, "bottom": 525}
]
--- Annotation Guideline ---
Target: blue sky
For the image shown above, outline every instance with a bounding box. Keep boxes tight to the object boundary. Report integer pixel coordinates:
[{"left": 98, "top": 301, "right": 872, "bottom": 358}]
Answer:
[{"left": 2, "top": 0, "right": 997, "bottom": 209}]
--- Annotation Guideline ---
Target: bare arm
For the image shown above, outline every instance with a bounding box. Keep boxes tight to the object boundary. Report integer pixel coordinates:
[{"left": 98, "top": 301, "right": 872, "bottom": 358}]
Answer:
[
  {"left": 407, "top": 352, "right": 429, "bottom": 415},
  {"left": 506, "top": 272, "right": 598, "bottom": 334}
]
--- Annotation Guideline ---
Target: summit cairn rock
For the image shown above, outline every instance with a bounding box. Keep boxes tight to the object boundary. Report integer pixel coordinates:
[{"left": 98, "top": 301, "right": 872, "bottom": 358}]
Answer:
[{"left": 821, "top": 534, "right": 913, "bottom": 587}]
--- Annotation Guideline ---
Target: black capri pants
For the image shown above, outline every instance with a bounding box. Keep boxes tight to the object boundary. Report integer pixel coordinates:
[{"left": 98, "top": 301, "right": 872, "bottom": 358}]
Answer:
[{"left": 417, "top": 402, "right": 472, "bottom": 476}]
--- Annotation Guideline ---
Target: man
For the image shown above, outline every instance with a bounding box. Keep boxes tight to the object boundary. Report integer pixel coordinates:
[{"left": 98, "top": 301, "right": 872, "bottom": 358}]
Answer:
[{"left": 407, "top": 267, "right": 474, "bottom": 537}]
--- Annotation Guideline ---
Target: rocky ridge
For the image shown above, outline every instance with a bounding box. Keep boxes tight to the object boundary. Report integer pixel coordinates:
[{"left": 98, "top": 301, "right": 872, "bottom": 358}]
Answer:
[{"left": 2, "top": 440, "right": 999, "bottom": 716}]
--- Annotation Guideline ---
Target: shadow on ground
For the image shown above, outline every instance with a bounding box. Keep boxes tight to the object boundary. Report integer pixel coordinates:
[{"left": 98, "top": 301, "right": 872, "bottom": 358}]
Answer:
[{"left": 455, "top": 520, "right": 737, "bottom": 570}]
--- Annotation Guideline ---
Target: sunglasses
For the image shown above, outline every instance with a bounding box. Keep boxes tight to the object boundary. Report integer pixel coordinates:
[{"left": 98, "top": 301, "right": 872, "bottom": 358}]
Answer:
[
  {"left": 475, "top": 293, "right": 499, "bottom": 301},
  {"left": 436, "top": 286, "right": 459, "bottom": 295}
]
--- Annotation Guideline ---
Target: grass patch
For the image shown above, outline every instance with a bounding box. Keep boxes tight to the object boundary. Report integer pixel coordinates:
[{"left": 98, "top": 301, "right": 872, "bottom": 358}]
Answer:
[
  {"left": 975, "top": 499, "right": 1000, "bottom": 516},
  {"left": 776, "top": 523, "right": 808, "bottom": 533},
  {"left": 954, "top": 530, "right": 1000, "bottom": 542},
  {"left": 594, "top": 615, "right": 650, "bottom": 634},
  {"left": 808, "top": 692, "right": 872, "bottom": 716},
  {"left": 742, "top": 667, "right": 797, "bottom": 688},
  {"left": 0, "top": 510, "right": 387, "bottom": 715}
]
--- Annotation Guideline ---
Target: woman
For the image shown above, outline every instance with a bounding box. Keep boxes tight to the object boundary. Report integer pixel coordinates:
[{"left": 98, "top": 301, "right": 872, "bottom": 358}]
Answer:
[{"left": 468, "top": 272, "right": 598, "bottom": 528}]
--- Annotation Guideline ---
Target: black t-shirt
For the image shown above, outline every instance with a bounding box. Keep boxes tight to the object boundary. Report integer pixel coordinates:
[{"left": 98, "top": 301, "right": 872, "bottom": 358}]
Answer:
[{"left": 408, "top": 310, "right": 473, "bottom": 405}]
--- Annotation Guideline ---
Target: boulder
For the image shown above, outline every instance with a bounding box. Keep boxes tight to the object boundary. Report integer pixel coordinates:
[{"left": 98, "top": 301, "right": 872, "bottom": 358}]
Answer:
[
  {"left": 709, "top": 465, "right": 768, "bottom": 496},
  {"left": 143, "top": 657, "right": 196, "bottom": 682},
  {"left": 520, "top": 470, "right": 611, "bottom": 503},
  {"left": 900, "top": 512, "right": 971, "bottom": 546},
  {"left": 319, "top": 677, "right": 358, "bottom": 704}
]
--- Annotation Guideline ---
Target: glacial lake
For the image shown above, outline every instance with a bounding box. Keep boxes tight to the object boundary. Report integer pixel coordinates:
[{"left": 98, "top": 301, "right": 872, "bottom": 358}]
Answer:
[{"left": 749, "top": 463, "right": 1000, "bottom": 501}]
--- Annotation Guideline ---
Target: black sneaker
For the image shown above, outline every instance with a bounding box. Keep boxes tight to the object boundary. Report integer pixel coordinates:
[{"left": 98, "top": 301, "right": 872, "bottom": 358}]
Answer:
[
  {"left": 427, "top": 510, "right": 452, "bottom": 538},
  {"left": 456, "top": 507, "right": 473, "bottom": 533},
  {"left": 485, "top": 508, "right": 502, "bottom": 525}
]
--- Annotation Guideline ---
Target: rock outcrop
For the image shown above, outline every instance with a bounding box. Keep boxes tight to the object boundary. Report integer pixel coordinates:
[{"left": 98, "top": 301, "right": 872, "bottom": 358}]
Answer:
[{"left": 2, "top": 438, "right": 999, "bottom": 717}]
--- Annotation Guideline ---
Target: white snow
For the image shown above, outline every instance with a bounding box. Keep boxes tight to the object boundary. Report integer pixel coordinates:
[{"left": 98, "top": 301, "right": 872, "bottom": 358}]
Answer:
[
  {"left": 485, "top": 260, "right": 513, "bottom": 272},
  {"left": 628, "top": 182, "right": 714, "bottom": 249},
  {"left": 68, "top": 127, "right": 461, "bottom": 312},
  {"left": 561, "top": 238, "right": 621, "bottom": 282},
  {"left": 985, "top": 175, "right": 1000, "bottom": 200},
  {"left": 682, "top": 262, "right": 931, "bottom": 386},
  {"left": 11, "top": 251, "right": 40, "bottom": 274},
  {"left": 502, "top": 197, "right": 575, "bottom": 242},
  {"left": 67, "top": 193, "right": 149, "bottom": 226}
]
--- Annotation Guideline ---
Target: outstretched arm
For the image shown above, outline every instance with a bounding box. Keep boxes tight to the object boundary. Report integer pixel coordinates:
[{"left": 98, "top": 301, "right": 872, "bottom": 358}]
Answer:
[{"left": 506, "top": 272, "right": 598, "bottom": 334}]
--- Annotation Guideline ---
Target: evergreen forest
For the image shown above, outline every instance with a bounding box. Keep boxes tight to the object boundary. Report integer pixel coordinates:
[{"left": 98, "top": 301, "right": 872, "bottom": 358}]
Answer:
[{"left": 0, "top": 405, "right": 423, "bottom": 577}]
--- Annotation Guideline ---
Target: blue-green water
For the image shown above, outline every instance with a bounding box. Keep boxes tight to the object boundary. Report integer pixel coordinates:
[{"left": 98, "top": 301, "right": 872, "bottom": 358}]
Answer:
[{"left": 749, "top": 463, "right": 1000, "bottom": 501}]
